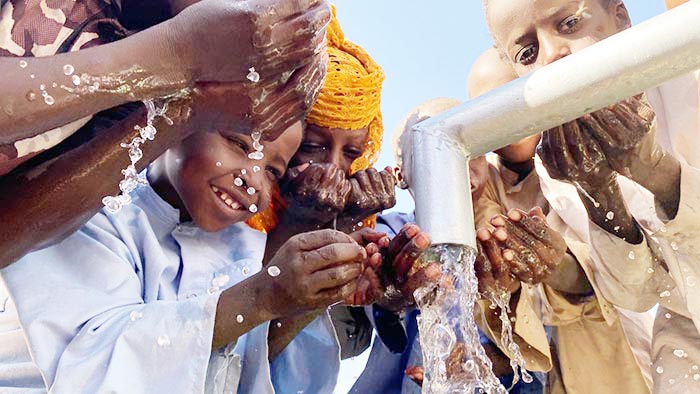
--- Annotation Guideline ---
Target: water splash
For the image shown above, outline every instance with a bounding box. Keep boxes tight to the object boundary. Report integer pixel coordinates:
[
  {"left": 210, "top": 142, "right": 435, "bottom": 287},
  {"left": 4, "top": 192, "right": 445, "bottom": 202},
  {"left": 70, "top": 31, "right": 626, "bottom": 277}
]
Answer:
[
  {"left": 486, "top": 290, "right": 533, "bottom": 388},
  {"left": 415, "top": 244, "right": 507, "bottom": 394}
]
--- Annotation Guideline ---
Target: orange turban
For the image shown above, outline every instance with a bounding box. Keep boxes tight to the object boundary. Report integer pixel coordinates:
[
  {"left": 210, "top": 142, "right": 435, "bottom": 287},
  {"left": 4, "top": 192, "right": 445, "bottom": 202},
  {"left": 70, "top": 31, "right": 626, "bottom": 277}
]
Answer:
[{"left": 247, "top": 5, "right": 385, "bottom": 233}]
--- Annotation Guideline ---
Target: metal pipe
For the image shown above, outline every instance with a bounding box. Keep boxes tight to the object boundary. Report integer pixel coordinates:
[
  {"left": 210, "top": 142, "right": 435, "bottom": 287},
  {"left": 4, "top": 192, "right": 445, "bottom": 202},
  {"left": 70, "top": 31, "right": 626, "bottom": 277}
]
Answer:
[{"left": 412, "top": 1, "right": 700, "bottom": 245}]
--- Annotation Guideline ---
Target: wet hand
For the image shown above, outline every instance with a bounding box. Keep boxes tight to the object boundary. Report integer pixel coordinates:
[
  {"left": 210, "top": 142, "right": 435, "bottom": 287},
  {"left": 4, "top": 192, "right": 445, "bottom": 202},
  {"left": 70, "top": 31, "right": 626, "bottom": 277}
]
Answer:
[
  {"left": 405, "top": 366, "right": 424, "bottom": 387},
  {"left": 344, "top": 167, "right": 397, "bottom": 221},
  {"left": 538, "top": 117, "right": 616, "bottom": 191},
  {"left": 344, "top": 228, "right": 389, "bottom": 306},
  {"left": 168, "top": 0, "right": 330, "bottom": 84},
  {"left": 281, "top": 163, "right": 352, "bottom": 224},
  {"left": 476, "top": 208, "right": 567, "bottom": 293},
  {"left": 579, "top": 95, "right": 660, "bottom": 179},
  {"left": 260, "top": 229, "right": 366, "bottom": 319}
]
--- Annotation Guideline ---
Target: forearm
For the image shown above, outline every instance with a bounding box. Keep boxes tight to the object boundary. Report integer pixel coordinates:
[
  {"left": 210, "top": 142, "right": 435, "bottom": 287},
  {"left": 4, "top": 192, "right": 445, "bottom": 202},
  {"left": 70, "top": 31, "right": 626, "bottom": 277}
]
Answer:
[
  {"left": 578, "top": 179, "right": 643, "bottom": 244},
  {"left": 0, "top": 100, "right": 192, "bottom": 267},
  {"left": 628, "top": 154, "right": 681, "bottom": 220},
  {"left": 1, "top": 24, "right": 190, "bottom": 144},
  {"left": 543, "top": 253, "right": 593, "bottom": 296},
  {"left": 267, "top": 310, "right": 324, "bottom": 361},
  {"left": 213, "top": 272, "right": 278, "bottom": 350}
]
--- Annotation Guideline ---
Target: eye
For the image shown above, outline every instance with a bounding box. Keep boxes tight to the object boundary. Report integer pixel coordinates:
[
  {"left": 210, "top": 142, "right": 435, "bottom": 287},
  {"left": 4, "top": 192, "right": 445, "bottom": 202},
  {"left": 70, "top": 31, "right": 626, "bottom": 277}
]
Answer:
[
  {"left": 344, "top": 147, "right": 363, "bottom": 160},
  {"left": 266, "top": 166, "right": 283, "bottom": 181},
  {"left": 515, "top": 44, "right": 538, "bottom": 66},
  {"left": 299, "top": 142, "right": 326, "bottom": 153},
  {"left": 227, "top": 136, "right": 250, "bottom": 153},
  {"left": 559, "top": 15, "right": 583, "bottom": 34}
]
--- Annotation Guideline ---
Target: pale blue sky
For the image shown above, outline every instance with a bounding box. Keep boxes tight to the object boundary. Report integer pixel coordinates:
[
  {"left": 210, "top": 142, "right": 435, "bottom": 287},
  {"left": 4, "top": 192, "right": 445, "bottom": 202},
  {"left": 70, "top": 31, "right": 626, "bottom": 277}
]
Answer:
[
  {"left": 331, "top": 0, "right": 667, "bottom": 215},
  {"left": 330, "top": 1, "right": 669, "bottom": 392}
]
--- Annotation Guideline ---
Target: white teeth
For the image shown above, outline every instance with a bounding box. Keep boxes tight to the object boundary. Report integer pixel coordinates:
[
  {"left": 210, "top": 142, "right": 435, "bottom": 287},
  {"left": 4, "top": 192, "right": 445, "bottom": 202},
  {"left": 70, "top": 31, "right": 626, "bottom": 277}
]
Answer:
[
  {"left": 231, "top": 201, "right": 241, "bottom": 210},
  {"left": 220, "top": 192, "right": 230, "bottom": 201},
  {"left": 212, "top": 186, "right": 219, "bottom": 193},
  {"left": 225, "top": 199, "right": 233, "bottom": 206}
]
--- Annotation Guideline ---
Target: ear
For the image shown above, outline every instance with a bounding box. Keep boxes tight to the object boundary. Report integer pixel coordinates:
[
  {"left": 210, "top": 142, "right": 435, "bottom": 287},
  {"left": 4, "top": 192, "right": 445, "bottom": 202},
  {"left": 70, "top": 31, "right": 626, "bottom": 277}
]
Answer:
[{"left": 612, "top": 1, "right": 632, "bottom": 31}]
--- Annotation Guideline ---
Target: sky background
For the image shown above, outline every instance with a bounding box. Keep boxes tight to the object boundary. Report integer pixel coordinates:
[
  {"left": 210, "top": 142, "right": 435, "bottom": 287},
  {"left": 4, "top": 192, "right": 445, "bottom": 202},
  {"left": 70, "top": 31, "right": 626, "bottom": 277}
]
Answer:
[{"left": 329, "top": 1, "right": 669, "bottom": 392}]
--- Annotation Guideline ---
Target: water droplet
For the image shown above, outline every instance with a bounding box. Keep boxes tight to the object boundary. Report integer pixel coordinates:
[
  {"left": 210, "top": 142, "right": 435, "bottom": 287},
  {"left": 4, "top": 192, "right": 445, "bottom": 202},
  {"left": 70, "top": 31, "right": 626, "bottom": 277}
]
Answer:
[
  {"left": 236, "top": 314, "right": 244, "bottom": 323},
  {"left": 216, "top": 162, "right": 222, "bottom": 167},
  {"left": 253, "top": 166, "right": 261, "bottom": 173},
  {"left": 248, "top": 151, "right": 264, "bottom": 160},
  {"left": 39, "top": 84, "right": 46, "bottom": 91},
  {"left": 665, "top": 313, "right": 672, "bottom": 319},
  {"left": 674, "top": 349, "right": 687, "bottom": 358},
  {"left": 25, "top": 91, "right": 37, "bottom": 102},
  {"left": 671, "top": 241, "right": 679, "bottom": 251},
  {"left": 212, "top": 274, "right": 230, "bottom": 288},
  {"left": 241, "top": 169, "right": 247, "bottom": 175},
  {"left": 648, "top": 268, "right": 655, "bottom": 274},
  {"left": 19, "top": 60, "right": 27, "bottom": 68},
  {"left": 628, "top": 251, "right": 635, "bottom": 260},
  {"left": 463, "top": 360, "right": 475, "bottom": 371},
  {"left": 130, "top": 310, "right": 143, "bottom": 321},
  {"left": 234, "top": 177, "right": 244, "bottom": 187},
  {"left": 357, "top": 222, "right": 364, "bottom": 227},
  {"left": 614, "top": 226, "right": 621, "bottom": 232},
  {"left": 276, "top": 322, "right": 282, "bottom": 328},
  {"left": 606, "top": 211, "right": 615, "bottom": 220},
  {"left": 267, "top": 265, "right": 281, "bottom": 277},
  {"left": 249, "top": 204, "right": 258, "bottom": 213},
  {"left": 157, "top": 335, "right": 171, "bottom": 347},
  {"left": 660, "top": 290, "right": 671, "bottom": 298},
  {"left": 694, "top": 365, "right": 699, "bottom": 371},
  {"left": 102, "top": 196, "right": 123, "bottom": 214},
  {"left": 71, "top": 75, "right": 81, "bottom": 86},
  {"left": 29, "top": 74, "right": 35, "bottom": 79},
  {"left": 41, "top": 90, "right": 48, "bottom": 97},
  {"left": 657, "top": 366, "right": 665, "bottom": 374},
  {"left": 246, "top": 67, "right": 260, "bottom": 83},
  {"left": 63, "top": 64, "right": 74, "bottom": 75},
  {"left": 51, "top": 82, "right": 57, "bottom": 88},
  {"left": 138, "top": 124, "right": 157, "bottom": 141},
  {"left": 247, "top": 187, "right": 256, "bottom": 195},
  {"left": 242, "top": 266, "right": 250, "bottom": 276}
]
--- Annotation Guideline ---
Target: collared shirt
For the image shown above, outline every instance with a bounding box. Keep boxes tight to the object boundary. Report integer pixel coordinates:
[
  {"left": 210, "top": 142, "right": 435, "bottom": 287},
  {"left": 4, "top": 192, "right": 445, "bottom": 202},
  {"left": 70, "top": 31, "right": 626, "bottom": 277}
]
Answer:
[{"left": 0, "top": 183, "right": 339, "bottom": 394}]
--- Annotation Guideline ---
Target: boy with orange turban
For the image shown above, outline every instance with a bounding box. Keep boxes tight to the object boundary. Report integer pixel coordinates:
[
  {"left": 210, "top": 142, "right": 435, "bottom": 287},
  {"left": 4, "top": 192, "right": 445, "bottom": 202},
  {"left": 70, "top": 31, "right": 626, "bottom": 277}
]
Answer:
[{"left": 261, "top": 6, "right": 436, "bottom": 393}]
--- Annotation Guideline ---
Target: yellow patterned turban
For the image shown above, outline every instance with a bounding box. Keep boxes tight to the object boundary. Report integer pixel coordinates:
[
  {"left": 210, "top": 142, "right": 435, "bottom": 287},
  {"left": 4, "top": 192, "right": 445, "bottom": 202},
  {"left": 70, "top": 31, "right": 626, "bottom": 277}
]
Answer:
[{"left": 247, "top": 5, "right": 385, "bottom": 233}]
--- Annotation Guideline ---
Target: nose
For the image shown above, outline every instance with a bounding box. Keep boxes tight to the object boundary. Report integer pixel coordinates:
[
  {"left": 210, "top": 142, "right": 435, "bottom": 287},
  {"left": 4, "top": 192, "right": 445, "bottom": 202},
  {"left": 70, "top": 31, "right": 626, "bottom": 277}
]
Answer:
[
  {"left": 327, "top": 146, "right": 344, "bottom": 169},
  {"left": 539, "top": 34, "right": 571, "bottom": 66},
  {"left": 237, "top": 168, "right": 265, "bottom": 196}
]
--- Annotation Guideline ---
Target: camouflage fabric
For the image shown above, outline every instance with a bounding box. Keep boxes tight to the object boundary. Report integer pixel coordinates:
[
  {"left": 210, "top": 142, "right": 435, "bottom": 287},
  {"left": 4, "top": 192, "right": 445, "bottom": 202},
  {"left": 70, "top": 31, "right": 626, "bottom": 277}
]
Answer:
[{"left": 0, "top": 0, "right": 124, "bottom": 175}]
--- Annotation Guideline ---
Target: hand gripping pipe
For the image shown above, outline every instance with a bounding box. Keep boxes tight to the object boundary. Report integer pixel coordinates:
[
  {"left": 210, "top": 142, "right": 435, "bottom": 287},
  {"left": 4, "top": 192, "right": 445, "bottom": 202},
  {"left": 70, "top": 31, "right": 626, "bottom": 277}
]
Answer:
[{"left": 411, "top": 1, "right": 700, "bottom": 248}]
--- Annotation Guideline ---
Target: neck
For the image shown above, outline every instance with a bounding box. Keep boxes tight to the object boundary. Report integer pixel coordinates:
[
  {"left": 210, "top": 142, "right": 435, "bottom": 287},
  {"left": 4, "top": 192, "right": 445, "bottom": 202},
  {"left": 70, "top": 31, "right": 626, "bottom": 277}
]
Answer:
[
  {"left": 147, "top": 157, "right": 191, "bottom": 222},
  {"left": 499, "top": 156, "right": 534, "bottom": 183}
]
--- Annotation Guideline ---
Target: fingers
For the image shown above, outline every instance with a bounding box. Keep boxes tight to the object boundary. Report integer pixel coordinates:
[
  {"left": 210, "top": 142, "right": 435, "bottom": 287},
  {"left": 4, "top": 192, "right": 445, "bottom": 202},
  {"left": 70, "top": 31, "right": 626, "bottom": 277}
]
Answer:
[
  {"left": 393, "top": 233, "right": 431, "bottom": 279},
  {"left": 538, "top": 129, "right": 563, "bottom": 180},
  {"left": 350, "top": 228, "right": 389, "bottom": 246},
  {"left": 405, "top": 366, "right": 425, "bottom": 387},
  {"left": 385, "top": 224, "right": 420, "bottom": 261},
  {"left": 294, "top": 229, "right": 355, "bottom": 251},
  {"left": 475, "top": 248, "right": 497, "bottom": 293},
  {"left": 311, "top": 263, "right": 363, "bottom": 291},
  {"left": 316, "top": 280, "right": 358, "bottom": 306},
  {"left": 303, "top": 242, "right": 367, "bottom": 273}
]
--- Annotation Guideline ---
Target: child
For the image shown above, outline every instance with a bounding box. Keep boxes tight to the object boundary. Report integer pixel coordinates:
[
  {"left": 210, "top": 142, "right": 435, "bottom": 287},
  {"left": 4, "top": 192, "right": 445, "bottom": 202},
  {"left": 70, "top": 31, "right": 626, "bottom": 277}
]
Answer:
[
  {"left": 248, "top": 5, "right": 399, "bottom": 365},
  {"left": 484, "top": 0, "right": 700, "bottom": 391},
  {"left": 0, "top": 118, "right": 371, "bottom": 393},
  {"left": 469, "top": 47, "right": 653, "bottom": 393}
]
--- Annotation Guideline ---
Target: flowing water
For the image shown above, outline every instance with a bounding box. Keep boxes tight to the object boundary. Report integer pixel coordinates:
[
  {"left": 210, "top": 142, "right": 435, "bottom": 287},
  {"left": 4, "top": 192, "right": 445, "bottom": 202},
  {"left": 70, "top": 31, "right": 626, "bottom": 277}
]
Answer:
[{"left": 416, "top": 244, "right": 532, "bottom": 393}]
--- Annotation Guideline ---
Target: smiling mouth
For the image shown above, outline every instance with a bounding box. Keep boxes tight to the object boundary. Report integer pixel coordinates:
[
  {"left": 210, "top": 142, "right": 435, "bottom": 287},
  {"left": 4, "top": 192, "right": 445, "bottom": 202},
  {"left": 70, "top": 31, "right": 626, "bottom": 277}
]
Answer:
[{"left": 211, "top": 185, "right": 245, "bottom": 211}]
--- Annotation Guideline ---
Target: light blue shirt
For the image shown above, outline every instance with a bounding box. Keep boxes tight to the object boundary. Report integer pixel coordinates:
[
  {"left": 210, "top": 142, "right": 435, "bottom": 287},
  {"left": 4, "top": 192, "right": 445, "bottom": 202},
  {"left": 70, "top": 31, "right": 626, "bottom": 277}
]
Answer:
[{"left": 0, "top": 184, "right": 340, "bottom": 394}]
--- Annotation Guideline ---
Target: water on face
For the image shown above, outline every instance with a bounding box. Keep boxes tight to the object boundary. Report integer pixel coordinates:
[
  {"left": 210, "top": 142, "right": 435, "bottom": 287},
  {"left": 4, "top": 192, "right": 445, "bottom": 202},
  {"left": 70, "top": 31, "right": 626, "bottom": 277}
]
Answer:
[{"left": 415, "top": 244, "right": 508, "bottom": 394}]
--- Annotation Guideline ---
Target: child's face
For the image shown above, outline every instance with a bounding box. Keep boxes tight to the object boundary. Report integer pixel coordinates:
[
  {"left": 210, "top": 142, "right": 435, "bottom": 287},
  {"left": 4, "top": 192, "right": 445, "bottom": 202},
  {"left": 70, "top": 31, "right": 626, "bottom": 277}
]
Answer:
[
  {"left": 291, "top": 124, "right": 369, "bottom": 175},
  {"left": 167, "top": 122, "right": 303, "bottom": 232},
  {"left": 487, "top": 0, "right": 630, "bottom": 77}
]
